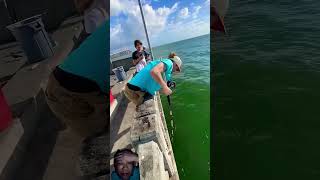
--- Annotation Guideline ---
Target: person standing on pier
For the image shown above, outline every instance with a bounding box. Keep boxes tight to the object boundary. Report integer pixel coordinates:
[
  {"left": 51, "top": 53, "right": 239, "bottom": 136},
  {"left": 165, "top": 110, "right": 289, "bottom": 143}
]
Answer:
[
  {"left": 124, "top": 52, "right": 182, "bottom": 105},
  {"left": 132, "top": 40, "right": 151, "bottom": 74}
]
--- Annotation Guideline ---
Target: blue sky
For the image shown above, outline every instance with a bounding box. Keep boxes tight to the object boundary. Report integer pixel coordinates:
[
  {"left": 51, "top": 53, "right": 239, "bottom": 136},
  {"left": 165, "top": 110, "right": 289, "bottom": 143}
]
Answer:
[{"left": 110, "top": 0, "right": 210, "bottom": 53}]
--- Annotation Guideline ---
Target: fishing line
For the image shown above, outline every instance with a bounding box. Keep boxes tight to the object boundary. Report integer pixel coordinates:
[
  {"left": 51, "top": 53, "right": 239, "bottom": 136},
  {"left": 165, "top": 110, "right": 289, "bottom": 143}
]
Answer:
[{"left": 167, "top": 95, "right": 176, "bottom": 141}]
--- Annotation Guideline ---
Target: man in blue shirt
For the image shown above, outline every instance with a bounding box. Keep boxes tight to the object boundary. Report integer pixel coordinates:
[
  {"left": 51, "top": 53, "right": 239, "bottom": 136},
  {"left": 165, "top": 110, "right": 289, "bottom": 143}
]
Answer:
[{"left": 124, "top": 52, "right": 182, "bottom": 105}]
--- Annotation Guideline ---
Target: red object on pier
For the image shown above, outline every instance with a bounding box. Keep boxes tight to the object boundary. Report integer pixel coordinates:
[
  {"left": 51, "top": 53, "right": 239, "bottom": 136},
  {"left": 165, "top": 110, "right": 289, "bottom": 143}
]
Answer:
[
  {"left": 0, "top": 89, "right": 12, "bottom": 131},
  {"left": 110, "top": 90, "right": 114, "bottom": 104}
]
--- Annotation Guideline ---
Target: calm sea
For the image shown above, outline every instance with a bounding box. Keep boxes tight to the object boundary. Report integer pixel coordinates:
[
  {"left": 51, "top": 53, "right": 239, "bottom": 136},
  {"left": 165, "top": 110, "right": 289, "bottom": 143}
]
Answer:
[
  {"left": 214, "top": 0, "right": 320, "bottom": 179},
  {"left": 153, "top": 34, "right": 210, "bottom": 179}
]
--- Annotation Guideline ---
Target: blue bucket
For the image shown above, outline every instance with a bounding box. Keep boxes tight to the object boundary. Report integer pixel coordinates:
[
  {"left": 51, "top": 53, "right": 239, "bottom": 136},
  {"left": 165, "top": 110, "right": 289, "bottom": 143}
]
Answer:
[{"left": 112, "top": 66, "right": 127, "bottom": 82}]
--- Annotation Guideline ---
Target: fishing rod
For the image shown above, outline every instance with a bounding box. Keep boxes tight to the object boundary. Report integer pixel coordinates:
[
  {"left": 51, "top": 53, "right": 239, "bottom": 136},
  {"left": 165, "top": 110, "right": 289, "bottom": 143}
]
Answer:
[
  {"left": 167, "top": 81, "right": 176, "bottom": 138},
  {"left": 167, "top": 95, "right": 175, "bottom": 138}
]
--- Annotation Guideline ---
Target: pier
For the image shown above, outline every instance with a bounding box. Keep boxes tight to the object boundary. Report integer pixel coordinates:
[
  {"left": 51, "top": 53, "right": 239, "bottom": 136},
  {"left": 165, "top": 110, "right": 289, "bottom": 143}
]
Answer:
[{"left": 110, "top": 56, "right": 179, "bottom": 179}]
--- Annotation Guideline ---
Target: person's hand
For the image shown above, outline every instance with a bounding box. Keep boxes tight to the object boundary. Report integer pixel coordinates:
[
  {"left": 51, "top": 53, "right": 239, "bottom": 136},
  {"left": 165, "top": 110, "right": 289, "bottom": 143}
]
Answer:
[
  {"left": 138, "top": 54, "right": 144, "bottom": 61},
  {"left": 115, "top": 152, "right": 139, "bottom": 164},
  {"left": 162, "top": 86, "right": 172, "bottom": 95},
  {"left": 167, "top": 81, "right": 176, "bottom": 89}
]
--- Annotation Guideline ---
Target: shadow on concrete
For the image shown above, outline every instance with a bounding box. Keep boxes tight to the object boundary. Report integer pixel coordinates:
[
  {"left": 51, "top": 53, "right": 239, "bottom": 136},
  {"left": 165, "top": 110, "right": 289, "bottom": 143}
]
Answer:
[
  {"left": 0, "top": 90, "right": 64, "bottom": 180},
  {"left": 110, "top": 98, "right": 130, "bottom": 147}
]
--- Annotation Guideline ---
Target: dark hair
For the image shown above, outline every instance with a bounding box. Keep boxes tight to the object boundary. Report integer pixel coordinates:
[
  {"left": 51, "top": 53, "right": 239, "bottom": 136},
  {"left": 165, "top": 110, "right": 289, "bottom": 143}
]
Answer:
[
  {"left": 114, "top": 149, "right": 137, "bottom": 165},
  {"left": 134, "top": 40, "right": 143, "bottom": 47},
  {"left": 168, "top": 52, "right": 177, "bottom": 59}
]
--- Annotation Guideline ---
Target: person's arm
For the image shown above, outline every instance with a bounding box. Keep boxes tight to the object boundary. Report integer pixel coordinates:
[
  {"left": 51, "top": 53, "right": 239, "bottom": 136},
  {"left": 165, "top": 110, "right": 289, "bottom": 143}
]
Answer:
[
  {"left": 115, "top": 152, "right": 139, "bottom": 166},
  {"left": 150, "top": 63, "right": 172, "bottom": 95},
  {"left": 144, "top": 51, "right": 151, "bottom": 60},
  {"left": 132, "top": 56, "right": 144, "bottom": 65},
  {"left": 132, "top": 52, "right": 144, "bottom": 65}
]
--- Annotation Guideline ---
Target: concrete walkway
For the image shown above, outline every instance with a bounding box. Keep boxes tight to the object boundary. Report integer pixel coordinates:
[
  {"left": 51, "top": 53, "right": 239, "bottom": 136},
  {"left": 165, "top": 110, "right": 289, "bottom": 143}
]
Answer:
[
  {"left": 110, "top": 68, "right": 136, "bottom": 172},
  {"left": 0, "top": 15, "right": 91, "bottom": 180}
]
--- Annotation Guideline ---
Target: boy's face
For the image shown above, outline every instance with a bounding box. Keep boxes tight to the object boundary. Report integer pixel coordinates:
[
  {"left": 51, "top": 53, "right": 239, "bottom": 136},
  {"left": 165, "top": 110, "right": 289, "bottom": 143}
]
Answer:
[
  {"left": 135, "top": 43, "right": 143, "bottom": 51},
  {"left": 115, "top": 161, "right": 134, "bottom": 180}
]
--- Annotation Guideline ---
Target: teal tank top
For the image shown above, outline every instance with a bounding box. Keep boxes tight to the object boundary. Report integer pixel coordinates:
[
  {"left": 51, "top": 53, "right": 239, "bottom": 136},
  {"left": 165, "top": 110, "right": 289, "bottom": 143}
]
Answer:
[
  {"left": 129, "top": 59, "right": 173, "bottom": 95},
  {"left": 59, "top": 20, "right": 109, "bottom": 93}
]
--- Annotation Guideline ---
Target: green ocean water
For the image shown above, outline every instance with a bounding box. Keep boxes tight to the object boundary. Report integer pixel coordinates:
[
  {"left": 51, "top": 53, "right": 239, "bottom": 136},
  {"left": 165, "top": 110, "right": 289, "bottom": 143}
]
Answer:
[
  {"left": 153, "top": 34, "right": 210, "bottom": 179},
  {"left": 214, "top": 1, "right": 320, "bottom": 179}
]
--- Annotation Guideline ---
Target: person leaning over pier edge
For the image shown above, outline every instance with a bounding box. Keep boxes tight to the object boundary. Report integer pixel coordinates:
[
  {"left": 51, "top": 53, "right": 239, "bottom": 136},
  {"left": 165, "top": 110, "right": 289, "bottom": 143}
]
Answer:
[
  {"left": 45, "top": 20, "right": 108, "bottom": 139},
  {"left": 132, "top": 40, "right": 151, "bottom": 74},
  {"left": 124, "top": 52, "right": 182, "bottom": 105}
]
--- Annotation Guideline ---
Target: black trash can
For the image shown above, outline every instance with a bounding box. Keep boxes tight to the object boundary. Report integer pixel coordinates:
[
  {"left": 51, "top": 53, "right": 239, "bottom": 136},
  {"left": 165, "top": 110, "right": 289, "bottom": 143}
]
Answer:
[{"left": 7, "top": 15, "right": 54, "bottom": 64}]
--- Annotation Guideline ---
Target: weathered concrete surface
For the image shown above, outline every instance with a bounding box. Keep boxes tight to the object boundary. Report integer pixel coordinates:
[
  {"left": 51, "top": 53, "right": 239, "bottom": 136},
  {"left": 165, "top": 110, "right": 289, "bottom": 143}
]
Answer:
[
  {"left": 0, "top": 16, "right": 85, "bottom": 180},
  {"left": 137, "top": 141, "right": 169, "bottom": 180},
  {"left": 110, "top": 63, "right": 179, "bottom": 179},
  {"left": 0, "top": 44, "right": 26, "bottom": 84},
  {"left": 43, "top": 128, "right": 83, "bottom": 180},
  {"left": 44, "top": 129, "right": 109, "bottom": 180},
  {"left": 110, "top": 67, "right": 136, "bottom": 171},
  {"left": 79, "top": 131, "right": 109, "bottom": 177},
  {"left": 110, "top": 98, "right": 136, "bottom": 170},
  {"left": 2, "top": 16, "right": 82, "bottom": 117},
  {"left": 2, "top": 60, "right": 51, "bottom": 117},
  {"left": 130, "top": 95, "right": 179, "bottom": 179},
  {"left": 0, "top": 119, "right": 23, "bottom": 174},
  {"left": 0, "top": 90, "right": 63, "bottom": 180},
  {"left": 110, "top": 67, "right": 135, "bottom": 120}
]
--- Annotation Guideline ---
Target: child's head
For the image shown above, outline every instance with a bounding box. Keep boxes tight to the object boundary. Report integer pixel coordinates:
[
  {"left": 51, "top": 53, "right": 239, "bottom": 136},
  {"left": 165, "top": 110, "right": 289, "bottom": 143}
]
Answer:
[
  {"left": 114, "top": 149, "right": 137, "bottom": 180},
  {"left": 134, "top": 40, "right": 143, "bottom": 51}
]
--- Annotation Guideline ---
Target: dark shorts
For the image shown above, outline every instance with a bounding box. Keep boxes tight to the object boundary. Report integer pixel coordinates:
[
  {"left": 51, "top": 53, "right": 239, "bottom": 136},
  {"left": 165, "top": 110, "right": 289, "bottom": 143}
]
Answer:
[{"left": 124, "top": 84, "right": 153, "bottom": 105}]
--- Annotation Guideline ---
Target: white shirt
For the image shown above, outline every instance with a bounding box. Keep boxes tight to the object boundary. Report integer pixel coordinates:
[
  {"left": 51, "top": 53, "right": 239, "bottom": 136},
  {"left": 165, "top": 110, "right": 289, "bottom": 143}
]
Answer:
[
  {"left": 84, "top": 0, "right": 108, "bottom": 33},
  {"left": 136, "top": 57, "right": 147, "bottom": 72}
]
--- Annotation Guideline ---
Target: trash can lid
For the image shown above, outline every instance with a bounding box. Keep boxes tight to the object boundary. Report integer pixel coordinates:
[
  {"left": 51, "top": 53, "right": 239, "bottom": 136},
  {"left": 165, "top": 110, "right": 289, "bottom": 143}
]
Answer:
[{"left": 6, "top": 14, "right": 42, "bottom": 30}]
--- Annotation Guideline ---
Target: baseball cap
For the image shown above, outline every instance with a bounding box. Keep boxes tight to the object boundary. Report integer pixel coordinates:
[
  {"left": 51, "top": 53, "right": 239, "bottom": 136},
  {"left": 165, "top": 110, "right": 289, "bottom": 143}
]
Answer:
[{"left": 171, "top": 56, "right": 182, "bottom": 71}]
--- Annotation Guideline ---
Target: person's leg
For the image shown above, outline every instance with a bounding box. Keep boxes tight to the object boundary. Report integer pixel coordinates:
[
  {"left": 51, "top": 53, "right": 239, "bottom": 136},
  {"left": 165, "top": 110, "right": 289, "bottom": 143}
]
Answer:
[
  {"left": 124, "top": 85, "right": 145, "bottom": 105},
  {"left": 45, "top": 73, "right": 70, "bottom": 129},
  {"left": 45, "top": 74, "right": 109, "bottom": 177},
  {"left": 45, "top": 73, "right": 107, "bottom": 138},
  {"left": 143, "top": 92, "right": 154, "bottom": 101}
]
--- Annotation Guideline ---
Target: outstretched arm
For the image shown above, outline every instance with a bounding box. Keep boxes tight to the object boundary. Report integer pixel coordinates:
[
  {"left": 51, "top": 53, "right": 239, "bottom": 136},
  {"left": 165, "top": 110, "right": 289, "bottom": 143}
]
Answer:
[{"left": 150, "top": 63, "right": 172, "bottom": 95}]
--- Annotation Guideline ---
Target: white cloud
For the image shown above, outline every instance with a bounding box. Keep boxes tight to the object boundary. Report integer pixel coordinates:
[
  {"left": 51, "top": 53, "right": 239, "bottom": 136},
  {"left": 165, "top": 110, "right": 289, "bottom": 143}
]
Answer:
[
  {"left": 205, "top": 0, "right": 210, "bottom": 6},
  {"left": 192, "top": 6, "right": 202, "bottom": 18},
  {"left": 110, "top": 0, "right": 125, "bottom": 16},
  {"left": 110, "top": 1, "right": 209, "bottom": 51},
  {"left": 110, "top": 24, "right": 122, "bottom": 38},
  {"left": 178, "top": 7, "right": 189, "bottom": 19},
  {"left": 153, "top": 17, "right": 210, "bottom": 46},
  {"left": 110, "top": 0, "right": 178, "bottom": 51}
]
